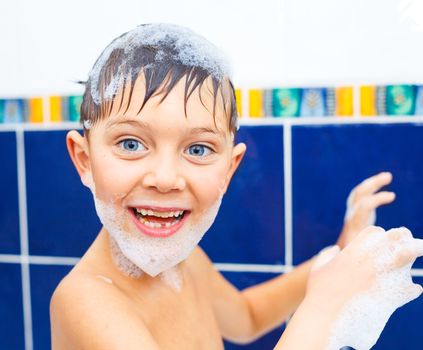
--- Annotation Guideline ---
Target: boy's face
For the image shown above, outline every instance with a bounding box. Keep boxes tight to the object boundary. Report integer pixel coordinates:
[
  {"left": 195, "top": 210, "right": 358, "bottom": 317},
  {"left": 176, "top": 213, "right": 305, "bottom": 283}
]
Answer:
[{"left": 67, "top": 74, "right": 245, "bottom": 276}]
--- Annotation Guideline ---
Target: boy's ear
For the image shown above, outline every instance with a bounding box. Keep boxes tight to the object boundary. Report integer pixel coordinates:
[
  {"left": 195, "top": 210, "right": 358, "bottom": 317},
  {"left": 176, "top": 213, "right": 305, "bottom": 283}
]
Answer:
[
  {"left": 66, "top": 130, "right": 92, "bottom": 188},
  {"left": 222, "top": 142, "right": 247, "bottom": 194}
]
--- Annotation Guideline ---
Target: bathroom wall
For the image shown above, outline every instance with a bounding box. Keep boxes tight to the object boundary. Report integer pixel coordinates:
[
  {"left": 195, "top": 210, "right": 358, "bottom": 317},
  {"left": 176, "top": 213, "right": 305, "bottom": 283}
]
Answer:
[
  {"left": 1, "top": 119, "right": 423, "bottom": 349},
  {"left": 1, "top": 0, "right": 423, "bottom": 349}
]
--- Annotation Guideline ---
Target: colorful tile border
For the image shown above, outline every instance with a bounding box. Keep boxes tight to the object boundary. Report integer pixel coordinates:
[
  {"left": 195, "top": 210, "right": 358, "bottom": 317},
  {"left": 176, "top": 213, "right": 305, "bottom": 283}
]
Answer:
[
  {"left": 0, "top": 96, "right": 82, "bottom": 124},
  {"left": 1, "top": 85, "right": 423, "bottom": 123},
  {"left": 242, "top": 85, "right": 423, "bottom": 118}
]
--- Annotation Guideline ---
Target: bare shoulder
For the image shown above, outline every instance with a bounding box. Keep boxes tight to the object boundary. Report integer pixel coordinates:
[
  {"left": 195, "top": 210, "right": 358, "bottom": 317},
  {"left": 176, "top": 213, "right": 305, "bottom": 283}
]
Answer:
[
  {"left": 50, "top": 270, "right": 159, "bottom": 350},
  {"left": 185, "top": 246, "right": 216, "bottom": 277}
]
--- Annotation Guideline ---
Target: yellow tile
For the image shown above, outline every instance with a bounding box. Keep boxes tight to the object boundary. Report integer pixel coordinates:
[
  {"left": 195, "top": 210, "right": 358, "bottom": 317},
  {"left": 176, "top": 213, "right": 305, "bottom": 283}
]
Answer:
[
  {"left": 249, "top": 89, "right": 263, "bottom": 118},
  {"left": 50, "top": 96, "right": 62, "bottom": 122},
  {"left": 235, "top": 89, "right": 242, "bottom": 117},
  {"left": 360, "top": 86, "right": 377, "bottom": 116},
  {"left": 28, "top": 98, "right": 43, "bottom": 123},
  {"left": 336, "top": 87, "right": 354, "bottom": 116}
]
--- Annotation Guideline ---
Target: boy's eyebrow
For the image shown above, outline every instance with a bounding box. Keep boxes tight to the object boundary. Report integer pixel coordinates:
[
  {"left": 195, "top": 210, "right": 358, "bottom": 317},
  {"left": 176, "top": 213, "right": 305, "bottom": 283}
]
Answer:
[
  {"left": 105, "top": 119, "right": 151, "bottom": 130},
  {"left": 188, "top": 127, "right": 226, "bottom": 138},
  {"left": 105, "top": 119, "right": 226, "bottom": 138}
]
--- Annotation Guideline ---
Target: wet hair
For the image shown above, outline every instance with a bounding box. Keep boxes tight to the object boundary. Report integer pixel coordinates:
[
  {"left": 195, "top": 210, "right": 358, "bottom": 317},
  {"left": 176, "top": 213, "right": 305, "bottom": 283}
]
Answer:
[{"left": 80, "top": 24, "right": 238, "bottom": 135}]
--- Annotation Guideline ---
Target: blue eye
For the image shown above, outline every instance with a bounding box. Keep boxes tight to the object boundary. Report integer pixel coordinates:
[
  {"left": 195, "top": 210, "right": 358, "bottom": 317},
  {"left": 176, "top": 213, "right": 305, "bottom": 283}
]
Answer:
[
  {"left": 187, "top": 144, "right": 212, "bottom": 157},
  {"left": 120, "top": 139, "right": 144, "bottom": 152}
]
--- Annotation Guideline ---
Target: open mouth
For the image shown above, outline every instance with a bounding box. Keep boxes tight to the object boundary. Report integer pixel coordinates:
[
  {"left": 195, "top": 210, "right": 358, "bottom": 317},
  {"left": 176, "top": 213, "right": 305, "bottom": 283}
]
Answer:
[{"left": 129, "top": 207, "right": 189, "bottom": 238}]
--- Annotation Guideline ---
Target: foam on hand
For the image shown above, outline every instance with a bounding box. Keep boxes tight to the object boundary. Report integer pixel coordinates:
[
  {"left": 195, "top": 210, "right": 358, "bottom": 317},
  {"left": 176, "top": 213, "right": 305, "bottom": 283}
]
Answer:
[
  {"left": 327, "top": 227, "right": 423, "bottom": 350},
  {"left": 88, "top": 23, "right": 231, "bottom": 105},
  {"left": 345, "top": 182, "right": 376, "bottom": 227}
]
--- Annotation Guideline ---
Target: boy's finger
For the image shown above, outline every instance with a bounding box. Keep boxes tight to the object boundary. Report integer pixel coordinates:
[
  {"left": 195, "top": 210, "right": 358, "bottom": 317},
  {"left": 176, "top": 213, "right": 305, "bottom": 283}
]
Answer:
[
  {"left": 392, "top": 239, "right": 423, "bottom": 266},
  {"left": 357, "top": 225, "right": 385, "bottom": 241},
  {"left": 354, "top": 172, "right": 393, "bottom": 198},
  {"left": 409, "top": 239, "right": 423, "bottom": 258},
  {"left": 359, "top": 191, "right": 396, "bottom": 212},
  {"left": 404, "top": 283, "right": 423, "bottom": 302}
]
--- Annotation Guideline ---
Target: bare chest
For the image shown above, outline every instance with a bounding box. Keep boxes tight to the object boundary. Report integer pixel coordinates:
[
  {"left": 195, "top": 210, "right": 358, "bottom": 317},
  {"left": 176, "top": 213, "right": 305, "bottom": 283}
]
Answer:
[{"left": 132, "top": 280, "right": 224, "bottom": 350}]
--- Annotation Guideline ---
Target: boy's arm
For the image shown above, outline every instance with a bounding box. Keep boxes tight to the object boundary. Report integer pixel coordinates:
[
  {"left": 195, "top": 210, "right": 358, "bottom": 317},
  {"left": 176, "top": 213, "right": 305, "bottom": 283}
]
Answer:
[
  {"left": 190, "top": 247, "right": 313, "bottom": 344},
  {"left": 202, "top": 173, "right": 394, "bottom": 343},
  {"left": 50, "top": 274, "right": 160, "bottom": 350}
]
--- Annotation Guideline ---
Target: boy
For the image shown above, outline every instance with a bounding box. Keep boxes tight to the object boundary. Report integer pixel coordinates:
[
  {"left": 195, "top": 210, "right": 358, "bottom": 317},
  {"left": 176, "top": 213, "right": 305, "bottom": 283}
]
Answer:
[{"left": 50, "top": 23, "right": 423, "bottom": 349}]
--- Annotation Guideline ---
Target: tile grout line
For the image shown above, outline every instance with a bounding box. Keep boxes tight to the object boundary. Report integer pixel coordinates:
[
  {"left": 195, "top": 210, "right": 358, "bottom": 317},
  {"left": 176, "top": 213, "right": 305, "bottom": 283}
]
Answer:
[
  {"left": 214, "top": 263, "right": 290, "bottom": 274},
  {"left": 16, "top": 129, "right": 33, "bottom": 350},
  {"left": 283, "top": 122, "right": 293, "bottom": 269},
  {"left": 2, "top": 252, "right": 423, "bottom": 275}
]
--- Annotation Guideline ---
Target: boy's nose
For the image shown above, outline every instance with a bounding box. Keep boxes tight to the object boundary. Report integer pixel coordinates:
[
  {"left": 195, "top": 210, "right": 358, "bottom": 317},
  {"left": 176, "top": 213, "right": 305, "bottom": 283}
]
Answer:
[{"left": 142, "top": 156, "right": 186, "bottom": 193}]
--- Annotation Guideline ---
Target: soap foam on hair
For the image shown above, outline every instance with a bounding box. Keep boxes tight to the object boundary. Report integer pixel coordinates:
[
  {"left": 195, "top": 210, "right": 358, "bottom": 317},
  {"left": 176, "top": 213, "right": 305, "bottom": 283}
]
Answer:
[{"left": 89, "top": 23, "right": 231, "bottom": 105}]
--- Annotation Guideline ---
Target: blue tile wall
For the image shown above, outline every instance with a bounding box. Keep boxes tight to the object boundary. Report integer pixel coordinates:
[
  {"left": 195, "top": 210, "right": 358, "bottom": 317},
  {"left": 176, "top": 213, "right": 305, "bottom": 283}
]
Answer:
[
  {"left": 2, "top": 122, "right": 423, "bottom": 349},
  {"left": 292, "top": 123, "right": 423, "bottom": 265},
  {"left": 0, "top": 263, "right": 25, "bottom": 349},
  {"left": 0, "top": 132, "right": 20, "bottom": 254},
  {"left": 25, "top": 130, "right": 101, "bottom": 257},
  {"left": 201, "top": 126, "right": 285, "bottom": 265},
  {"left": 222, "top": 271, "right": 285, "bottom": 350},
  {"left": 30, "top": 264, "right": 73, "bottom": 350}
]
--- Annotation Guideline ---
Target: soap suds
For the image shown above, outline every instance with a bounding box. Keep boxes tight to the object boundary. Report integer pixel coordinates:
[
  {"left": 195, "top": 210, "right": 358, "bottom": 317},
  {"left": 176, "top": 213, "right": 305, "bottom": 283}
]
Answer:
[
  {"left": 160, "top": 266, "right": 183, "bottom": 292},
  {"left": 327, "top": 227, "right": 423, "bottom": 350},
  {"left": 88, "top": 23, "right": 231, "bottom": 105},
  {"left": 344, "top": 181, "right": 376, "bottom": 227},
  {"left": 83, "top": 119, "right": 93, "bottom": 130},
  {"left": 92, "top": 193, "right": 222, "bottom": 278}
]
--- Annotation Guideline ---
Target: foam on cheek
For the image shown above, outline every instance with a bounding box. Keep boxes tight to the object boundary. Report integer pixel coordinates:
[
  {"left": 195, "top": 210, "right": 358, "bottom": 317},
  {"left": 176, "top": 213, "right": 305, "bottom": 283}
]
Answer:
[
  {"left": 327, "top": 228, "right": 422, "bottom": 350},
  {"left": 82, "top": 173, "right": 95, "bottom": 193}
]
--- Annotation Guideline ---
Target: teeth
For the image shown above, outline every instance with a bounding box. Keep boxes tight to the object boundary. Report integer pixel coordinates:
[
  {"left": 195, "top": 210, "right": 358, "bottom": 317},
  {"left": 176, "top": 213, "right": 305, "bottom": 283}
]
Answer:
[
  {"left": 138, "top": 215, "right": 180, "bottom": 229},
  {"left": 134, "top": 208, "right": 184, "bottom": 218}
]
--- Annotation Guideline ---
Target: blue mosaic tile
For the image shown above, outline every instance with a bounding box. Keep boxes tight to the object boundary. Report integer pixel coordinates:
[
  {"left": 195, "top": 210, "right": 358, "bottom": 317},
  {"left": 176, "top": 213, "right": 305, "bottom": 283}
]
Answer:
[
  {"left": 0, "top": 263, "right": 25, "bottom": 349},
  {"left": 292, "top": 123, "right": 423, "bottom": 265},
  {"left": 30, "top": 264, "right": 73, "bottom": 350},
  {"left": 0, "top": 132, "right": 20, "bottom": 254},
  {"left": 25, "top": 130, "right": 101, "bottom": 257},
  {"left": 201, "top": 126, "right": 285, "bottom": 265}
]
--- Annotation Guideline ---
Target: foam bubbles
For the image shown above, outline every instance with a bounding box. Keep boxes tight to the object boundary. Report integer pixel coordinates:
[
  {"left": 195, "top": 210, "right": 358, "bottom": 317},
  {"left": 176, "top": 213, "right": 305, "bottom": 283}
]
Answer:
[
  {"left": 83, "top": 119, "right": 93, "bottom": 130},
  {"left": 109, "top": 236, "right": 143, "bottom": 278},
  {"left": 345, "top": 186, "right": 376, "bottom": 226},
  {"left": 88, "top": 23, "right": 231, "bottom": 105},
  {"left": 327, "top": 227, "right": 423, "bottom": 350},
  {"left": 160, "top": 266, "right": 183, "bottom": 292},
  {"left": 92, "top": 193, "right": 222, "bottom": 279}
]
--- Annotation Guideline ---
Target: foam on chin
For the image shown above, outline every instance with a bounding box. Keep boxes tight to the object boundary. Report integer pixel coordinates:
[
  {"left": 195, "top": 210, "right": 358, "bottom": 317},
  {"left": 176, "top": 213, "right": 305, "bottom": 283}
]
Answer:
[{"left": 92, "top": 194, "right": 222, "bottom": 278}]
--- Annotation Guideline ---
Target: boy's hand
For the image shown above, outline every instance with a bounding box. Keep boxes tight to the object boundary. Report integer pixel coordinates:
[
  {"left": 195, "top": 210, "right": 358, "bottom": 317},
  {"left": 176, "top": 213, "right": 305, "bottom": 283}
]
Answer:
[
  {"left": 306, "top": 226, "right": 423, "bottom": 349},
  {"left": 336, "top": 172, "right": 395, "bottom": 249}
]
